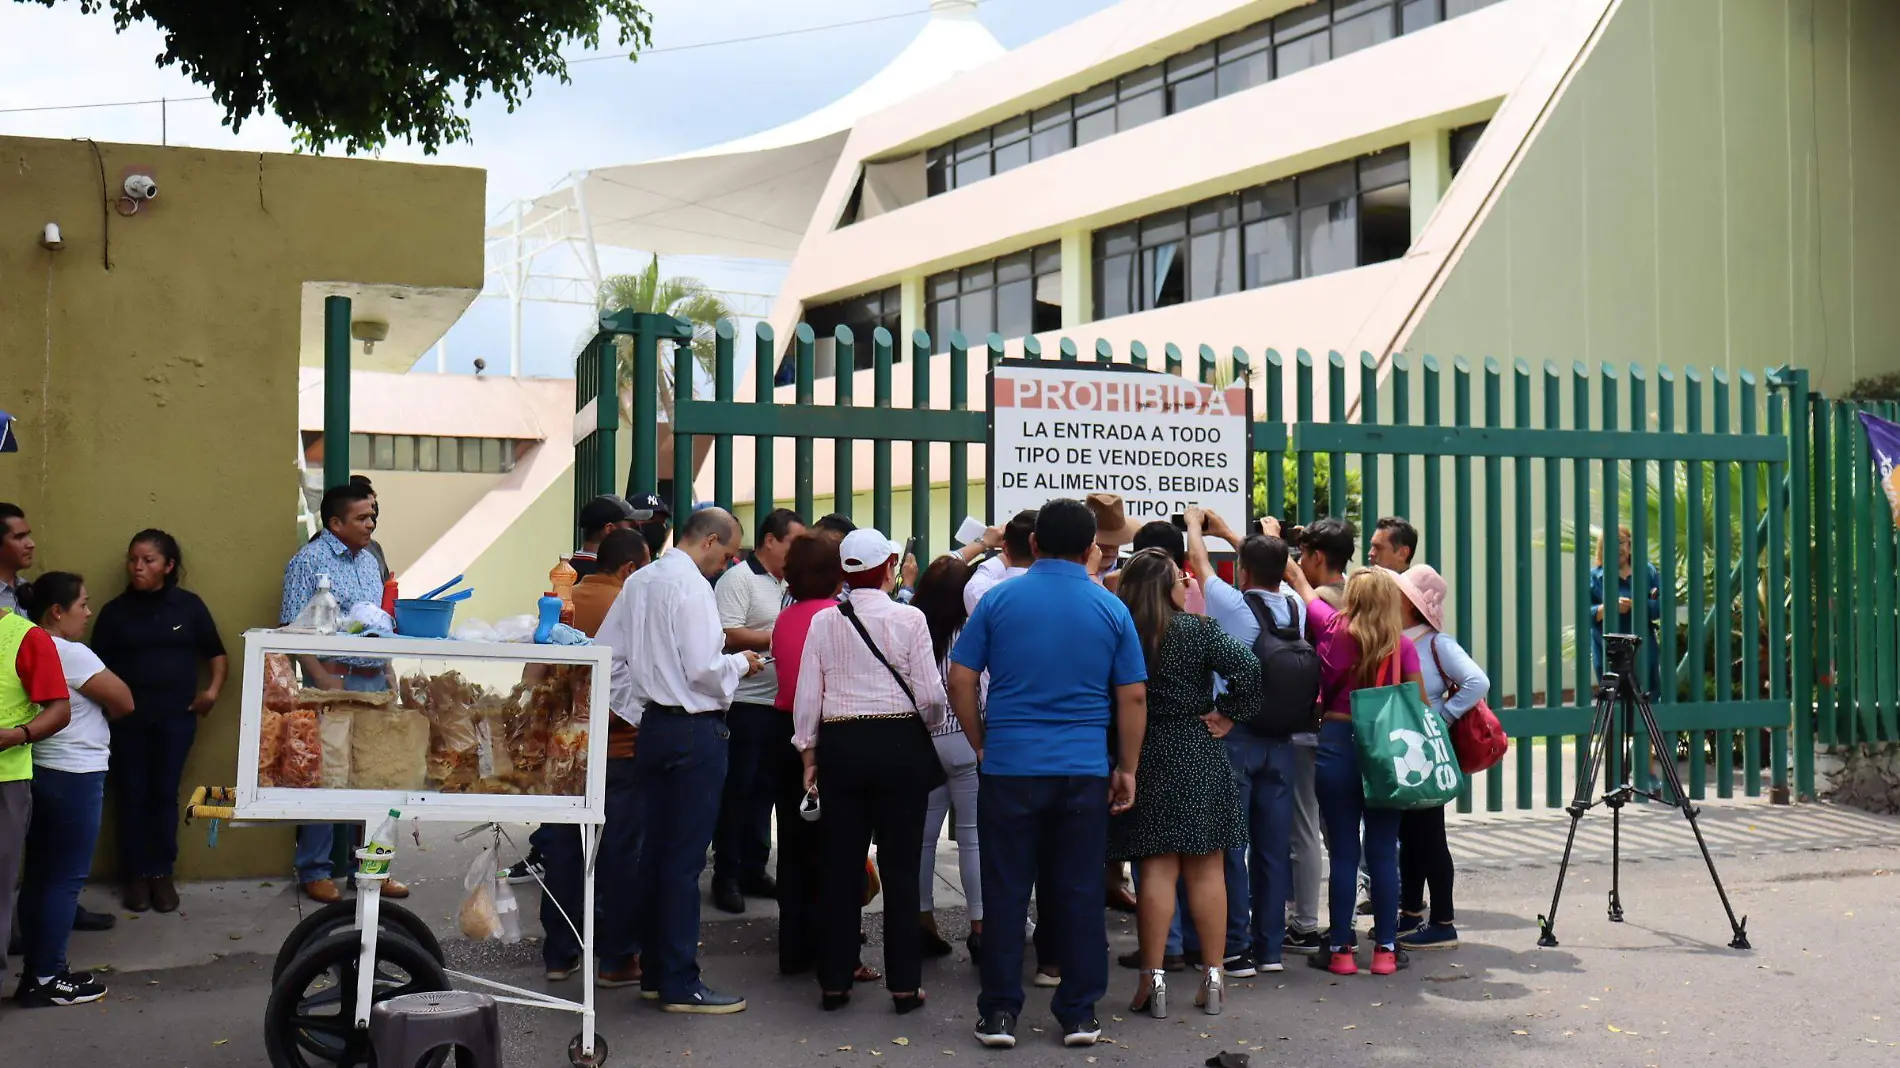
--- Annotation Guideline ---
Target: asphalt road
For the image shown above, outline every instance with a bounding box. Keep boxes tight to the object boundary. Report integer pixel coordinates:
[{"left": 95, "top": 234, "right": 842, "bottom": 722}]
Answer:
[{"left": 6, "top": 808, "right": 1900, "bottom": 1067}]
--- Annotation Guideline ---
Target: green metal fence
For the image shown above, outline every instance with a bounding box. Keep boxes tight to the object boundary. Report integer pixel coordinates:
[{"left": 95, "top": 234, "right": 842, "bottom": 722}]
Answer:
[
  {"left": 1812, "top": 396, "right": 1900, "bottom": 754},
  {"left": 594, "top": 312, "right": 1817, "bottom": 810}
]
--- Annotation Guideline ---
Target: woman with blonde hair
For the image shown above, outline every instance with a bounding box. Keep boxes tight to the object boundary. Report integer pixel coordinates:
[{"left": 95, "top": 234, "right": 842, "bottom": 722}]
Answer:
[
  {"left": 1110, "top": 549, "right": 1261, "bottom": 1018},
  {"left": 1282, "top": 556, "right": 1424, "bottom": 977}
]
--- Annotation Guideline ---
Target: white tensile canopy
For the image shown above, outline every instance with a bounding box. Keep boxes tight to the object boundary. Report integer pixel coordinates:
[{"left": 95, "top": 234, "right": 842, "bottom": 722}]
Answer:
[{"left": 508, "top": 0, "right": 1006, "bottom": 260}]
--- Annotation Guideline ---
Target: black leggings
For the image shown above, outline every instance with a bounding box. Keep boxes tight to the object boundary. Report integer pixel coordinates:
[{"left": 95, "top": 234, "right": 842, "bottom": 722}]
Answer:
[{"left": 1399, "top": 805, "right": 1454, "bottom": 925}]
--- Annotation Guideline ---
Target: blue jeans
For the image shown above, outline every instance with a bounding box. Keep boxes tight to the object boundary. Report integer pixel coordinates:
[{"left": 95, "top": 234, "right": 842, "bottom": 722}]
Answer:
[
  {"left": 291, "top": 672, "right": 386, "bottom": 882},
  {"left": 541, "top": 756, "right": 645, "bottom": 970},
  {"left": 634, "top": 710, "right": 728, "bottom": 1001},
  {"left": 1178, "top": 734, "right": 1296, "bottom": 964},
  {"left": 976, "top": 774, "right": 1109, "bottom": 1028},
  {"left": 108, "top": 714, "right": 196, "bottom": 878},
  {"left": 1314, "top": 719, "right": 1401, "bottom": 949},
  {"left": 19, "top": 768, "right": 107, "bottom": 976}
]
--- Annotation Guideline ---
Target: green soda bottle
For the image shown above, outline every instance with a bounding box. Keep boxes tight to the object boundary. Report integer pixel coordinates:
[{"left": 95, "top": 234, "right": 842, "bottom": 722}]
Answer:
[{"left": 360, "top": 809, "right": 400, "bottom": 878}]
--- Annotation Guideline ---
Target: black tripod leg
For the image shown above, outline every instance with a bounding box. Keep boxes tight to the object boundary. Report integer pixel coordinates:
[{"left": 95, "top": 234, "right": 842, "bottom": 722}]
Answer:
[
  {"left": 1608, "top": 679, "right": 1634, "bottom": 923},
  {"left": 1608, "top": 795, "right": 1625, "bottom": 922},
  {"left": 1633, "top": 691, "right": 1751, "bottom": 950},
  {"left": 1539, "top": 681, "right": 1618, "bottom": 948}
]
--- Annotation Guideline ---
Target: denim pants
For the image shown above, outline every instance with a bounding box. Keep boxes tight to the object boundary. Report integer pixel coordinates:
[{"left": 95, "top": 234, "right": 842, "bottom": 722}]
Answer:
[
  {"left": 921, "top": 732, "right": 981, "bottom": 920},
  {"left": 292, "top": 672, "right": 385, "bottom": 882},
  {"left": 19, "top": 768, "right": 107, "bottom": 977},
  {"left": 634, "top": 710, "right": 728, "bottom": 1000},
  {"left": 108, "top": 713, "right": 196, "bottom": 878},
  {"left": 976, "top": 774, "right": 1109, "bottom": 1027},
  {"left": 713, "top": 702, "right": 783, "bottom": 886},
  {"left": 1314, "top": 719, "right": 1401, "bottom": 948},
  {"left": 1230, "top": 732, "right": 1297, "bottom": 963},
  {"left": 540, "top": 756, "right": 645, "bottom": 970}
]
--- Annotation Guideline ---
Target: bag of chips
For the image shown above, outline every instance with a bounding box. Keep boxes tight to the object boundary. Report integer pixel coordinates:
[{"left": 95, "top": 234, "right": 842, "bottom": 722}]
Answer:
[
  {"left": 257, "top": 709, "right": 284, "bottom": 787},
  {"left": 276, "top": 709, "right": 323, "bottom": 788}
]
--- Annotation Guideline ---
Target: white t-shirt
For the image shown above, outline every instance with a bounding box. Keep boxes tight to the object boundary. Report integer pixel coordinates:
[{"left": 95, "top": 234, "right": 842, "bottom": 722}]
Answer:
[
  {"left": 716, "top": 557, "right": 789, "bottom": 706},
  {"left": 36, "top": 636, "right": 112, "bottom": 774}
]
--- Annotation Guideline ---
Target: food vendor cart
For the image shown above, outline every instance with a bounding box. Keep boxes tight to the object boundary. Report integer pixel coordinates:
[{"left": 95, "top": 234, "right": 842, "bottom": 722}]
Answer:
[{"left": 232, "top": 630, "right": 611, "bottom": 1068}]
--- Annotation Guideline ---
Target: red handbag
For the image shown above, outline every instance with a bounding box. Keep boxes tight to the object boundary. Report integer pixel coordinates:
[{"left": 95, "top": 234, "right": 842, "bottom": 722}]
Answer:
[{"left": 1430, "top": 636, "right": 1508, "bottom": 774}]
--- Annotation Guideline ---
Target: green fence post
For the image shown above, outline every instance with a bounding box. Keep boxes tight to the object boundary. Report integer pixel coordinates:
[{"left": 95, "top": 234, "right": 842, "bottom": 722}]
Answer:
[
  {"left": 1627, "top": 365, "right": 1652, "bottom": 800},
  {"left": 753, "top": 323, "right": 777, "bottom": 519},
  {"left": 1571, "top": 362, "right": 1593, "bottom": 787},
  {"left": 873, "top": 330, "right": 894, "bottom": 533},
  {"left": 1199, "top": 344, "right": 1217, "bottom": 387},
  {"left": 1740, "top": 373, "right": 1763, "bottom": 795},
  {"left": 671, "top": 340, "right": 696, "bottom": 522},
  {"left": 912, "top": 330, "right": 933, "bottom": 560},
  {"left": 1713, "top": 370, "right": 1734, "bottom": 795},
  {"left": 1872, "top": 401, "right": 1898, "bottom": 743},
  {"left": 1130, "top": 340, "right": 1149, "bottom": 371},
  {"left": 1452, "top": 358, "right": 1475, "bottom": 814},
  {"left": 1853, "top": 403, "right": 1879, "bottom": 741},
  {"left": 1657, "top": 367, "right": 1680, "bottom": 802},
  {"left": 322, "top": 294, "right": 352, "bottom": 490},
  {"left": 1789, "top": 369, "right": 1814, "bottom": 796},
  {"left": 833, "top": 327, "right": 858, "bottom": 521},
  {"left": 1059, "top": 337, "right": 1079, "bottom": 363},
  {"left": 628, "top": 315, "right": 667, "bottom": 497},
  {"left": 713, "top": 322, "right": 736, "bottom": 511},
  {"left": 1100, "top": 339, "right": 1116, "bottom": 367},
  {"left": 1423, "top": 356, "right": 1443, "bottom": 569},
  {"left": 1359, "top": 353, "right": 1381, "bottom": 562},
  {"left": 793, "top": 324, "right": 816, "bottom": 521},
  {"left": 1392, "top": 354, "right": 1412, "bottom": 519},
  {"left": 1767, "top": 374, "right": 1790, "bottom": 800},
  {"left": 1265, "top": 350, "right": 1286, "bottom": 520},
  {"left": 1544, "top": 362, "right": 1565, "bottom": 806},
  {"left": 1166, "top": 343, "right": 1183, "bottom": 379},
  {"left": 949, "top": 331, "right": 970, "bottom": 544},
  {"left": 1482, "top": 357, "right": 1504, "bottom": 811},
  {"left": 1685, "top": 368, "right": 1708, "bottom": 797},
  {"left": 1297, "top": 351, "right": 1316, "bottom": 526},
  {"left": 1513, "top": 360, "right": 1534, "bottom": 809},
  {"left": 1327, "top": 353, "right": 1348, "bottom": 523}
]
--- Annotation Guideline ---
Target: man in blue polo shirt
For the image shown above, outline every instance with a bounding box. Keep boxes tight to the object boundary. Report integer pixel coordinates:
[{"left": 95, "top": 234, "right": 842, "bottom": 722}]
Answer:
[{"left": 948, "top": 497, "right": 1147, "bottom": 1051}]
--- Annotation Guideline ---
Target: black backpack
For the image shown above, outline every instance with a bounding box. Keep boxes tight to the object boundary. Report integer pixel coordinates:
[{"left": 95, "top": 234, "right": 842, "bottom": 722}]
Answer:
[{"left": 1243, "top": 594, "right": 1323, "bottom": 738}]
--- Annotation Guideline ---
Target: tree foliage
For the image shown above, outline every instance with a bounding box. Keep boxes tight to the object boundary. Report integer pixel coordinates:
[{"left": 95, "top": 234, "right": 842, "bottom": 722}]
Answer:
[
  {"left": 596, "top": 255, "right": 733, "bottom": 422},
  {"left": 30, "top": 0, "right": 653, "bottom": 154}
]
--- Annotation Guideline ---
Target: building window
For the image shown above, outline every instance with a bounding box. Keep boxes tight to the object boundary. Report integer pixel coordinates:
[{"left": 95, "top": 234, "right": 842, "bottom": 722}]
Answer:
[
  {"left": 1091, "top": 145, "right": 1411, "bottom": 321},
  {"left": 1449, "top": 120, "right": 1489, "bottom": 174},
  {"left": 915, "top": 1, "right": 1500, "bottom": 201},
  {"left": 330, "top": 433, "right": 519, "bottom": 474},
  {"left": 926, "top": 242, "right": 1062, "bottom": 350},
  {"left": 777, "top": 286, "right": 903, "bottom": 384}
]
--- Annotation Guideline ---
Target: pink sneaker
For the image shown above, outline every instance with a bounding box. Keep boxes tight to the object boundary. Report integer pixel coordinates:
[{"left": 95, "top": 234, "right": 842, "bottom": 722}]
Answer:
[
  {"left": 1370, "top": 947, "right": 1407, "bottom": 975},
  {"left": 1327, "top": 950, "right": 1358, "bottom": 976}
]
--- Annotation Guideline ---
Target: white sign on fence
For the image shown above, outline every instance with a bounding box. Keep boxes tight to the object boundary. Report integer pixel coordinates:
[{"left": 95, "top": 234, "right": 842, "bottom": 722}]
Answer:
[{"left": 988, "top": 362, "right": 1252, "bottom": 549}]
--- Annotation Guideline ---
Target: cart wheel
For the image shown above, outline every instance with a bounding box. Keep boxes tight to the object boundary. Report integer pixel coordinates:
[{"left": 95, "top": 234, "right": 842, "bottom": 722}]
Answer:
[
  {"left": 568, "top": 1032, "right": 609, "bottom": 1067},
  {"left": 264, "top": 929, "right": 450, "bottom": 1068},
  {"left": 272, "top": 900, "right": 445, "bottom": 981}
]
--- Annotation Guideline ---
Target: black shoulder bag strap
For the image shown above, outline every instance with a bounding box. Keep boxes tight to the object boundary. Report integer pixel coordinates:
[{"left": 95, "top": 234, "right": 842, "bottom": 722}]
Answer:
[{"left": 836, "top": 598, "right": 918, "bottom": 712}]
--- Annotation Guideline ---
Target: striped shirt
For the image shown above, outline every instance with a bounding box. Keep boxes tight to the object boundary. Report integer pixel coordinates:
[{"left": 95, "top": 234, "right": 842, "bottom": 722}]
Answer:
[{"left": 791, "top": 588, "right": 946, "bottom": 751}]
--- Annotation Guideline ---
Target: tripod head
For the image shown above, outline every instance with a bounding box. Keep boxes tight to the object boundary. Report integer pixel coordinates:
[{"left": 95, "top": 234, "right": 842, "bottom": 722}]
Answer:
[{"left": 1603, "top": 632, "right": 1642, "bottom": 674}]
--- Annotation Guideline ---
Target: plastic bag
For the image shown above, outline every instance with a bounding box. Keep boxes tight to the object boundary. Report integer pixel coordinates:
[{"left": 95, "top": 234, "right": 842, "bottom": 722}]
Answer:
[
  {"left": 493, "top": 873, "right": 522, "bottom": 944},
  {"left": 341, "top": 603, "right": 395, "bottom": 637},
  {"left": 458, "top": 842, "right": 503, "bottom": 940},
  {"left": 318, "top": 708, "right": 355, "bottom": 789},
  {"left": 263, "top": 654, "right": 298, "bottom": 714},
  {"left": 491, "top": 615, "right": 539, "bottom": 644},
  {"left": 450, "top": 619, "right": 499, "bottom": 644}
]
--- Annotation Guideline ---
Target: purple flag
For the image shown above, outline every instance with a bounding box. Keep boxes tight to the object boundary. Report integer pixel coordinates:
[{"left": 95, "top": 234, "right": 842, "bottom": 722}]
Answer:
[{"left": 1860, "top": 411, "right": 1900, "bottom": 530}]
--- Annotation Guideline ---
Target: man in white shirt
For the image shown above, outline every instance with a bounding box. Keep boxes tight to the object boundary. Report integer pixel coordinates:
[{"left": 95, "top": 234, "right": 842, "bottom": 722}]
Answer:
[
  {"left": 710, "top": 507, "right": 805, "bottom": 915},
  {"left": 962, "top": 510, "right": 1036, "bottom": 615},
  {"left": 598, "top": 506, "right": 764, "bottom": 1014}
]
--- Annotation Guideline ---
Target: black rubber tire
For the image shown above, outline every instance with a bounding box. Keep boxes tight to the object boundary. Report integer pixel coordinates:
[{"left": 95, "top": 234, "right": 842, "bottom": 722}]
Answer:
[
  {"left": 272, "top": 900, "right": 445, "bottom": 982},
  {"left": 264, "top": 929, "right": 450, "bottom": 1068},
  {"left": 568, "top": 1032, "right": 610, "bottom": 1067}
]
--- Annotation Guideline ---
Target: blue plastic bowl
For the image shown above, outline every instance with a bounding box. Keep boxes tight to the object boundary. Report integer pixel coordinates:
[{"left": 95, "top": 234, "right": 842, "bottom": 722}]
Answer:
[{"left": 393, "top": 598, "right": 456, "bottom": 639}]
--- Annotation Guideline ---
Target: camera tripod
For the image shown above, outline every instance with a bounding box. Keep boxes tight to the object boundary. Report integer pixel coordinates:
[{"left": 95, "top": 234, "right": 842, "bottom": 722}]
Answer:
[{"left": 1536, "top": 634, "right": 1751, "bottom": 950}]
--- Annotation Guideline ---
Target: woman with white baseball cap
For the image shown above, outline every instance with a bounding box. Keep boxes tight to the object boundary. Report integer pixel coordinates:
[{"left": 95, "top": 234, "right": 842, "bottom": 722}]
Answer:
[{"left": 792, "top": 528, "right": 948, "bottom": 1014}]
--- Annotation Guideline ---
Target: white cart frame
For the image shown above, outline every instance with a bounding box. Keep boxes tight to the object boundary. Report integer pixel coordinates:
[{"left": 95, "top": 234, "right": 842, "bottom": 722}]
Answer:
[{"left": 236, "top": 631, "right": 611, "bottom": 1063}]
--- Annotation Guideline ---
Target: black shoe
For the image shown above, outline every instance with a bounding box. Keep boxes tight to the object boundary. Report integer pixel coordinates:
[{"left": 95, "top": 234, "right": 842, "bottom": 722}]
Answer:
[
  {"left": 739, "top": 874, "right": 778, "bottom": 899},
  {"left": 1062, "top": 1017, "right": 1102, "bottom": 1047},
  {"left": 1222, "top": 952, "right": 1258, "bottom": 978},
  {"left": 921, "top": 927, "right": 954, "bottom": 958},
  {"left": 1283, "top": 929, "right": 1324, "bottom": 955},
  {"left": 660, "top": 986, "right": 747, "bottom": 1014},
  {"left": 712, "top": 880, "right": 746, "bottom": 915},
  {"left": 975, "top": 1009, "right": 1017, "bottom": 1049},
  {"left": 503, "top": 858, "right": 546, "bottom": 886},
  {"left": 13, "top": 971, "right": 107, "bottom": 1007},
  {"left": 73, "top": 906, "right": 116, "bottom": 932}
]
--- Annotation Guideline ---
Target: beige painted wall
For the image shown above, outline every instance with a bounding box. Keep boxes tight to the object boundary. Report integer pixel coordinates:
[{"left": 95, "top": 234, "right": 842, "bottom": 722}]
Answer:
[
  {"left": 0, "top": 135, "right": 485, "bottom": 878},
  {"left": 371, "top": 470, "right": 507, "bottom": 575}
]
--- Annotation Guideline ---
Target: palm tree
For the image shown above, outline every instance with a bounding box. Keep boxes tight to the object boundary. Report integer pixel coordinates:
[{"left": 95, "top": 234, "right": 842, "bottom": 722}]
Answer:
[{"left": 595, "top": 255, "right": 734, "bottom": 424}]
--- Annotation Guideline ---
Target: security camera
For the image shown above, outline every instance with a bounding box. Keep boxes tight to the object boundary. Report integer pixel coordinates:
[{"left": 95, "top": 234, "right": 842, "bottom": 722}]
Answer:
[{"left": 123, "top": 174, "right": 158, "bottom": 201}]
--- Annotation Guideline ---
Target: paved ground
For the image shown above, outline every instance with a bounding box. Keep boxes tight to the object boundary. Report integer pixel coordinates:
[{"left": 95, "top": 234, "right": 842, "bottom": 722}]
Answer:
[{"left": 6, "top": 802, "right": 1900, "bottom": 1066}]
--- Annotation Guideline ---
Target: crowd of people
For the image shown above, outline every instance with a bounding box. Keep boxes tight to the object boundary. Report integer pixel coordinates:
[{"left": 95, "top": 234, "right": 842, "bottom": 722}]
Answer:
[{"left": 0, "top": 484, "right": 1499, "bottom": 1048}]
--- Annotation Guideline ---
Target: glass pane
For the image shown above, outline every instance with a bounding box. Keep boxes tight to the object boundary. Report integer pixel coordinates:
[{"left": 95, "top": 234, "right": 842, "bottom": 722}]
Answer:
[
  {"left": 482, "top": 438, "right": 504, "bottom": 474},
  {"left": 960, "top": 261, "right": 995, "bottom": 292},
  {"left": 1333, "top": 9, "right": 1397, "bottom": 58},
  {"left": 995, "top": 279, "right": 1034, "bottom": 340},
  {"left": 955, "top": 150, "right": 991, "bottom": 187},
  {"left": 1275, "top": 32, "right": 1330, "bottom": 78},
  {"left": 501, "top": 442, "right": 517, "bottom": 474},
  {"left": 1218, "top": 23, "right": 1273, "bottom": 61},
  {"left": 1117, "top": 89, "right": 1164, "bottom": 131},
  {"left": 349, "top": 433, "right": 370, "bottom": 470},
  {"left": 1299, "top": 160, "right": 1359, "bottom": 206},
  {"left": 1189, "top": 229, "right": 1241, "bottom": 302},
  {"left": 926, "top": 149, "right": 950, "bottom": 196},
  {"left": 1168, "top": 43, "right": 1216, "bottom": 82},
  {"left": 461, "top": 438, "right": 483, "bottom": 473},
  {"left": 1074, "top": 82, "right": 1115, "bottom": 116},
  {"left": 1242, "top": 179, "right": 1297, "bottom": 221},
  {"left": 959, "top": 289, "right": 994, "bottom": 338},
  {"left": 372, "top": 434, "right": 395, "bottom": 470},
  {"left": 1450, "top": 121, "right": 1488, "bottom": 174},
  {"left": 1119, "top": 63, "right": 1164, "bottom": 99},
  {"left": 955, "top": 130, "right": 991, "bottom": 157},
  {"left": 1359, "top": 181, "right": 1412, "bottom": 264},
  {"left": 997, "top": 250, "right": 1033, "bottom": 284},
  {"left": 418, "top": 436, "right": 439, "bottom": 473},
  {"left": 1188, "top": 198, "right": 1227, "bottom": 234},
  {"left": 1033, "top": 273, "right": 1063, "bottom": 332},
  {"left": 1034, "top": 242, "right": 1063, "bottom": 274},
  {"left": 393, "top": 435, "right": 416, "bottom": 471},
  {"left": 1447, "top": 0, "right": 1499, "bottom": 16},
  {"left": 1359, "top": 146, "right": 1411, "bottom": 190},
  {"left": 1168, "top": 71, "right": 1217, "bottom": 114},
  {"left": 993, "top": 138, "right": 1030, "bottom": 176},
  {"left": 1141, "top": 242, "right": 1186, "bottom": 310},
  {"left": 1076, "top": 107, "right": 1117, "bottom": 146},
  {"left": 1032, "top": 100, "right": 1072, "bottom": 131},
  {"left": 1243, "top": 216, "right": 1297, "bottom": 288},
  {"left": 1095, "top": 252, "right": 1135, "bottom": 320},
  {"left": 927, "top": 271, "right": 959, "bottom": 302},
  {"left": 1141, "top": 209, "right": 1187, "bottom": 247},
  {"left": 1273, "top": 4, "right": 1331, "bottom": 37},
  {"left": 1335, "top": 0, "right": 1397, "bottom": 18},
  {"left": 928, "top": 299, "right": 959, "bottom": 350},
  {"left": 1030, "top": 116, "right": 1073, "bottom": 160},
  {"left": 1300, "top": 199, "right": 1359, "bottom": 278},
  {"left": 993, "top": 115, "right": 1030, "bottom": 146},
  {"left": 1217, "top": 51, "right": 1272, "bottom": 97},
  {"left": 1401, "top": 0, "right": 1441, "bottom": 33}
]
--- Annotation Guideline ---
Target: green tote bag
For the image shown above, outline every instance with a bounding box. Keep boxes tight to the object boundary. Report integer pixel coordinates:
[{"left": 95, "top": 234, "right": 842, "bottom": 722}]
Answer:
[{"left": 1351, "top": 652, "right": 1464, "bottom": 810}]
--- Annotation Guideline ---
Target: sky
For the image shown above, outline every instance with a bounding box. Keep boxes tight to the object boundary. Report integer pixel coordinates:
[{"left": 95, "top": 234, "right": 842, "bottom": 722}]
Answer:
[{"left": 0, "top": 0, "right": 1120, "bottom": 378}]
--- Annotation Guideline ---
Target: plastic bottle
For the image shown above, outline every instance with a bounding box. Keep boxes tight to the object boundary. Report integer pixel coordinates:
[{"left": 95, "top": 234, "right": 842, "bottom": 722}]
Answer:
[
  {"left": 534, "top": 591, "right": 564, "bottom": 644},
  {"left": 307, "top": 575, "right": 341, "bottom": 636},
  {"left": 360, "top": 808, "right": 400, "bottom": 878},
  {"left": 549, "top": 556, "right": 578, "bottom": 605},
  {"left": 380, "top": 578, "right": 399, "bottom": 617}
]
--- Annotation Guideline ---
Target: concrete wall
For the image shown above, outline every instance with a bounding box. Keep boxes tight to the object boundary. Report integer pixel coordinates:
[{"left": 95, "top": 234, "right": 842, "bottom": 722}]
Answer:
[
  {"left": 1409, "top": 0, "right": 1900, "bottom": 397},
  {"left": 0, "top": 135, "right": 485, "bottom": 878},
  {"left": 371, "top": 470, "right": 508, "bottom": 575}
]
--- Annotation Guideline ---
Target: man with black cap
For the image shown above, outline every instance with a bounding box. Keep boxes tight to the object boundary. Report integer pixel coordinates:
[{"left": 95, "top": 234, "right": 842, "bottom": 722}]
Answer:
[
  {"left": 627, "top": 492, "right": 673, "bottom": 560},
  {"left": 573, "top": 495, "right": 637, "bottom": 579}
]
